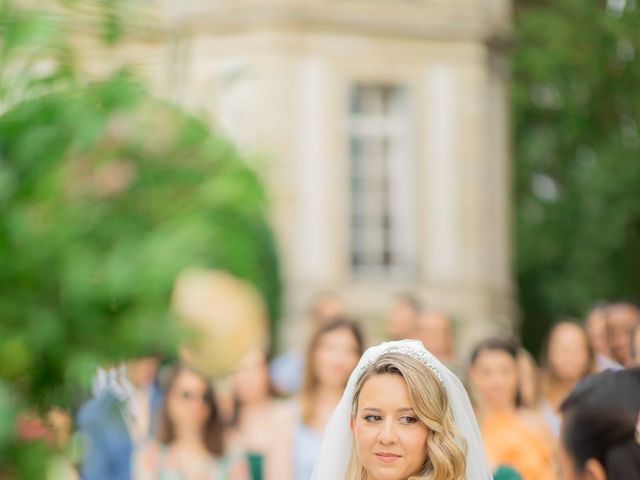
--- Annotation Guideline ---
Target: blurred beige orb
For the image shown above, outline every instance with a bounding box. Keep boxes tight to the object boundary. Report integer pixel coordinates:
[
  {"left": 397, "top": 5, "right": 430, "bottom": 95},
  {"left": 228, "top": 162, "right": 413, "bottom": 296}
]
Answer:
[{"left": 172, "top": 268, "right": 269, "bottom": 376}]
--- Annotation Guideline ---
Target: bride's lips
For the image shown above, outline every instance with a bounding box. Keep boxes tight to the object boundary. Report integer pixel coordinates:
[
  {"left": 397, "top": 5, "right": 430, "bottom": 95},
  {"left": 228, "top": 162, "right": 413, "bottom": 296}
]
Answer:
[{"left": 375, "top": 452, "right": 402, "bottom": 462}]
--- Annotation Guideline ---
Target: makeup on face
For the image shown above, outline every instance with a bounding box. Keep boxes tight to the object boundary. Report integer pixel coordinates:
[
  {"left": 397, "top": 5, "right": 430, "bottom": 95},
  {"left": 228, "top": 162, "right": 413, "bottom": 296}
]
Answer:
[{"left": 352, "top": 374, "right": 429, "bottom": 480}]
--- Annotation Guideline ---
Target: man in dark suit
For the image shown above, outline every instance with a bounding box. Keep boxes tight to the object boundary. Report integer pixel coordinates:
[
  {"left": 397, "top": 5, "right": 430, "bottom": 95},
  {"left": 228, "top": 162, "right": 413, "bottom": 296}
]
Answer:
[{"left": 77, "top": 356, "right": 162, "bottom": 480}]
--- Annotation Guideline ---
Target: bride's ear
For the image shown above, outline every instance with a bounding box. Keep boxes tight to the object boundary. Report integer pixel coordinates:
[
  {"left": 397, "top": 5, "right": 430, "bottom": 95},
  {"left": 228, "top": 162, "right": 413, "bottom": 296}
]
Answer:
[{"left": 350, "top": 414, "right": 355, "bottom": 432}]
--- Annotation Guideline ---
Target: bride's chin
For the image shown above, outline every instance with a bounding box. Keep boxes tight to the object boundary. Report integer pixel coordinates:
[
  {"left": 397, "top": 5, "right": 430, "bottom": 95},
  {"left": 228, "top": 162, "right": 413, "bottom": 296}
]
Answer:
[{"left": 364, "top": 465, "right": 406, "bottom": 480}]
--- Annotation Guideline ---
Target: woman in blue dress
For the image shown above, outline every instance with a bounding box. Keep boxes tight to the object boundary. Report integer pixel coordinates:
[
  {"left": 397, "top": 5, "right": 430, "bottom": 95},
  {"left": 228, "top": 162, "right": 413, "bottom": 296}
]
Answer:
[{"left": 293, "top": 318, "right": 364, "bottom": 480}]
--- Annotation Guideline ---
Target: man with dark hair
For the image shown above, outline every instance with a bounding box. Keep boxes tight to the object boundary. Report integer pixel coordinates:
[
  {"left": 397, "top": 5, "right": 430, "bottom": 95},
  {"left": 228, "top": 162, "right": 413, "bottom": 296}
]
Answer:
[
  {"left": 584, "top": 303, "right": 623, "bottom": 371},
  {"left": 559, "top": 368, "right": 640, "bottom": 480},
  {"left": 606, "top": 301, "right": 640, "bottom": 367}
]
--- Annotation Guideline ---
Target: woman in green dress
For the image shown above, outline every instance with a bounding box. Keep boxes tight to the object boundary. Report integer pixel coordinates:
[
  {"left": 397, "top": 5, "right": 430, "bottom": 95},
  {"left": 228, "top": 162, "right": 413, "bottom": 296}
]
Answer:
[{"left": 226, "top": 349, "right": 294, "bottom": 480}]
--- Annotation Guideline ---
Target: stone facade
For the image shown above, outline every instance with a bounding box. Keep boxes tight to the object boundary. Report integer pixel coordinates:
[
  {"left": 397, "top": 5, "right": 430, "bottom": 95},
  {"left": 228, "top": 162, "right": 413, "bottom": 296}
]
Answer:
[{"left": 87, "top": 0, "right": 515, "bottom": 352}]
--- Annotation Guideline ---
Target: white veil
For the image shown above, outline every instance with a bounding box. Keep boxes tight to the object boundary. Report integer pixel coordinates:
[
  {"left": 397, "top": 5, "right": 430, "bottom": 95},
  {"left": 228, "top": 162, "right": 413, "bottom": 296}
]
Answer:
[{"left": 311, "top": 340, "right": 492, "bottom": 480}]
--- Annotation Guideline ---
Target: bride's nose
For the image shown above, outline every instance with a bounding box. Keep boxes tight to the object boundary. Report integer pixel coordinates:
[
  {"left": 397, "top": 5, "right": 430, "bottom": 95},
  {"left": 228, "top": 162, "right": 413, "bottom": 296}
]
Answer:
[{"left": 378, "top": 419, "right": 399, "bottom": 444}]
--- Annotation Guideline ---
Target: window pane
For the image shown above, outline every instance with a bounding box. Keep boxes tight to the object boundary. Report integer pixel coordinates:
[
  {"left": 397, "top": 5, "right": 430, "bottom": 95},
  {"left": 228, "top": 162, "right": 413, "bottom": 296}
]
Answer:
[{"left": 349, "top": 83, "right": 413, "bottom": 279}]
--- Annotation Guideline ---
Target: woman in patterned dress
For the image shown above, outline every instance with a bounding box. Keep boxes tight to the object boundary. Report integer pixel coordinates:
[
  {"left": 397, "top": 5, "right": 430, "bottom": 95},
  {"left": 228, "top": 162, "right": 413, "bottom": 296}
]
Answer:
[{"left": 135, "top": 365, "right": 248, "bottom": 480}]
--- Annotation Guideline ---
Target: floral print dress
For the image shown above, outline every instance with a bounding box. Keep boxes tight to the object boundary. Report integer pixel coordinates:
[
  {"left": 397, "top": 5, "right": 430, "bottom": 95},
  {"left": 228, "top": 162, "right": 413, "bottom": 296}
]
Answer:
[{"left": 135, "top": 441, "right": 249, "bottom": 480}]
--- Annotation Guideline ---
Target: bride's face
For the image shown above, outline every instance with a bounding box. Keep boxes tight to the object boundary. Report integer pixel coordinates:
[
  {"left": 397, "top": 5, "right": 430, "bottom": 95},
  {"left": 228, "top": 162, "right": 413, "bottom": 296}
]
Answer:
[{"left": 351, "top": 374, "right": 429, "bottom": 480}]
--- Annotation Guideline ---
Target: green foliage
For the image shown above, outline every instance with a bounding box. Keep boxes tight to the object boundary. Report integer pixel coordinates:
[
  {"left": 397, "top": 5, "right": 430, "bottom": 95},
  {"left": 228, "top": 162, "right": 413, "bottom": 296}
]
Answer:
[
  {"left": 0, "top": 0, "right": 77, "bottom": 112},
  {"left": 0, "top": 1, "right": 281, "bottom": 475},
  {"left": 514, "top": 0, "right": 640, "bottom": 352},
  {"left": 0, "top": 72, "right": 281, "bottom": 406}
]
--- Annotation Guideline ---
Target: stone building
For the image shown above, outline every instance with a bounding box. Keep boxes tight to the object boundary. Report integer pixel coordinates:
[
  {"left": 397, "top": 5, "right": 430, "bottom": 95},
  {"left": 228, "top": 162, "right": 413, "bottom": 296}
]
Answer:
[{"left": 87, "top": 0, "right": 515, "bottom": 350}]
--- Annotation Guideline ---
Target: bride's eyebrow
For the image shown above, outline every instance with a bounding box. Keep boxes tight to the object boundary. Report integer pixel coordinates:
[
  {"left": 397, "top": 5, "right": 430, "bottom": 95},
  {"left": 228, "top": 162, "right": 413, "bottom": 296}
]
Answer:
[{"left": 360, "top": 407, "right": 415, "bottom": 413}]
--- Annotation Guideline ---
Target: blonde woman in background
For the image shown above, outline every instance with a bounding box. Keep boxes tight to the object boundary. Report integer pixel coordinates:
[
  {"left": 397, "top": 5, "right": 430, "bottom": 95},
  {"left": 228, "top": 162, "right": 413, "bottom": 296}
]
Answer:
[
  {"left": 539, "top": 322, "right": 595, "bottom": 438},
  {"left": 293, "top": 318, "right": 364, "bottom": 480}
]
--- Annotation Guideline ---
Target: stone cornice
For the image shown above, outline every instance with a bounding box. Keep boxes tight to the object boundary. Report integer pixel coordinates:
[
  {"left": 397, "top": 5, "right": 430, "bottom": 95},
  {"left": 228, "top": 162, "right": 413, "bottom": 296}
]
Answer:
[{"left": 157, "top": 0, "right": 512, "bottom": 45}]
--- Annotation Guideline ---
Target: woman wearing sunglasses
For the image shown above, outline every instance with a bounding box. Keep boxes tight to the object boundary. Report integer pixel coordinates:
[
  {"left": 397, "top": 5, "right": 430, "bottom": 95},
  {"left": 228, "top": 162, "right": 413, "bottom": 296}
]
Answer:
[{"left": 135, "top": 365, "right": 248, "bottom": 480}]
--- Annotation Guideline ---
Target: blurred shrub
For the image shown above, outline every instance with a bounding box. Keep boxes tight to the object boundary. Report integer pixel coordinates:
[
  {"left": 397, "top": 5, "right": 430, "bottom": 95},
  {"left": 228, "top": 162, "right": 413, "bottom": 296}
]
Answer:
[
  {"left": 0, "top": 1, "right": 281, "bottom": 475},
  {"left": 0, "top": 72, "right": 282, "bottom": 405},
  {"left": 514, "top": 0, "right": 640, "bottom": 352}
]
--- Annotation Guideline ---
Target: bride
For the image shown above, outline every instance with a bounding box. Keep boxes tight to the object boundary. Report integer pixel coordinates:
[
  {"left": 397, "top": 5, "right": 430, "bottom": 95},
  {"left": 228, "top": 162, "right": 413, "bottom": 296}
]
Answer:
[{"left": 312, "top": 340, "right": 492, "bottom": 480}]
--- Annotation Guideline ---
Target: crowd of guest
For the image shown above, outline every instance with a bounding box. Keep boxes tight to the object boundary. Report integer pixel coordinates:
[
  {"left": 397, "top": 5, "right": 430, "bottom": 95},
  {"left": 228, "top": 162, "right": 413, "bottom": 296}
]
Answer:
[{"left": 44, "top": 293, "right": 640, "bottom": 480}]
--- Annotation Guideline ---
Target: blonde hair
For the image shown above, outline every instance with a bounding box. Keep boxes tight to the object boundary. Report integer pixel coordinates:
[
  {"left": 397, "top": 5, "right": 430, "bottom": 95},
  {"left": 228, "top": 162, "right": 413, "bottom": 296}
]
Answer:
[{"left": 346, "top": 353, "right": 466, "bottom": 480}]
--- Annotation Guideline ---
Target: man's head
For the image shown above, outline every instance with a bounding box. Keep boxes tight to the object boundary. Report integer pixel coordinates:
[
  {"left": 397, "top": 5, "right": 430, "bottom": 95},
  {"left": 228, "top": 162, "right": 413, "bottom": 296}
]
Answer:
[
  {"left": 309, "top": 291, "right": 346, "bottom": 327},
  {"left": 606, "top": 302, "right": 640, "bottom": 367},
  {"left": 386, "top": 293, "right": 422, "bottom": 340},
  {"left": 127, "top": 356, "right": 160, "bottom": 388},
  {"left": 419, "top": 312, "right": 454, "bottom": 361}
]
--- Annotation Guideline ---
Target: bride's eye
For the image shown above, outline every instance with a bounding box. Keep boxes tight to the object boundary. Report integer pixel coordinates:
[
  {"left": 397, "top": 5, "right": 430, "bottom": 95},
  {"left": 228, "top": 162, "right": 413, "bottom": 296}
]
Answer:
[
  {"left": 399, "top": 416, "right": 418, "bottom": 424},
  {"left": 364, "top": 415, "right": 382, "bottom": 423}
]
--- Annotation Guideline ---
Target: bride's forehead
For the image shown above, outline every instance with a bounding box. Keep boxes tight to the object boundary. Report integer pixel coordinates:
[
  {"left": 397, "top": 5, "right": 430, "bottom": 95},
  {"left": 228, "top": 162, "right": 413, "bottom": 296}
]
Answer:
[{"left": 357, "top": 373, "right": 411, "bottom": 404}]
